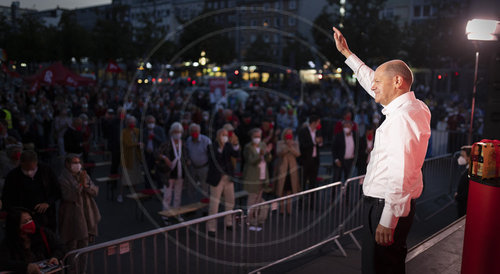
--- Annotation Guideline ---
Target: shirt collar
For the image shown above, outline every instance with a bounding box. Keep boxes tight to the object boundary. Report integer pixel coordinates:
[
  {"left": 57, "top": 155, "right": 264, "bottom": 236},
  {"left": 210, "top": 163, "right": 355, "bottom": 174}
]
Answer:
[{"left": 381, "top": 91, "right": 415, "bottom": 116}]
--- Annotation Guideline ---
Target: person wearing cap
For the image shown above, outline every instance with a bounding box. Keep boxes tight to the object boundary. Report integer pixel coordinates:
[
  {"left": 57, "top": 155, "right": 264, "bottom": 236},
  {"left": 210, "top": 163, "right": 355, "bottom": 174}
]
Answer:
[{"left": 455, "top": 145, "right": 472, "bottom": 217}]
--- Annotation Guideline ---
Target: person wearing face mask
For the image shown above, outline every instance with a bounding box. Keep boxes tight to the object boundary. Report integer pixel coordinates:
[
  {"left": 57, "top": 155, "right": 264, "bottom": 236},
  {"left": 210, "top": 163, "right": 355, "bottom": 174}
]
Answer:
[
  {"left": 206, "top": 128, "right": 240, "bottom": 236},
  {"left": 1, "top": 150, "right": 61, "bottom": 233},
  {"left": 276, "top": 128, "right": 301, "bottom": 215},
  {"left": 141, "top": 115, "right": 166, "bottom": 189},
  {"left": 454, "top": 145, "right": 472, "bottom": 217},
  {"left": 156, "top": 122, "right": 190, "bottom": 224},
  {"left": 63, "top": 117, "right": 84, "bottom": 156},
  {"left": 185, "top": 123, "right": 211, "bottom": 204},
  {"left": 332, "top": 120, "right": 358, "bottom": 182},
  {"left": 243, "top": 128, "right": 273, "bottom": 232},
  {"left": 117, "top": 116, "right": 144, "bottom": 203},
  {"left": 0, "top": 208, "right": 65, "bottom": 274},
  {"left": 357, "top": 124, "right": 376, "bottom": 176},
  {"left": 58, "top": 154, "right": 101, "bottom": 252},
  {"left": 298, "top": 115, "right": 323, "bottom": 190},
  {"left": 334, "top": 108, "right": 359, "bottom": 135}
]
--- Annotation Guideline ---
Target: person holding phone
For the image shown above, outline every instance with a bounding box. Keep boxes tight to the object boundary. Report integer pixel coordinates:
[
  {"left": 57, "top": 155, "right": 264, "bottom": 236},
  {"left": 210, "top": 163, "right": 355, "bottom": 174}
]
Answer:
[
  {"left": 333, "top": 27, "right": 431, "bottom": 273},
  {"left": 0, "top": 207, "right": 65, "bottom": 274},
  {"left": 58, "top": 154, "right": 101, "bottom": 251}
]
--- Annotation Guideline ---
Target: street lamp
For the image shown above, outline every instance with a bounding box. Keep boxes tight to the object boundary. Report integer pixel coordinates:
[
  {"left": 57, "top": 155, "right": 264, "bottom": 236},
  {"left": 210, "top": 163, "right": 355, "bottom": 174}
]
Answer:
[{"left": 465, "top": 19, "right": 500, "bottom": 145}]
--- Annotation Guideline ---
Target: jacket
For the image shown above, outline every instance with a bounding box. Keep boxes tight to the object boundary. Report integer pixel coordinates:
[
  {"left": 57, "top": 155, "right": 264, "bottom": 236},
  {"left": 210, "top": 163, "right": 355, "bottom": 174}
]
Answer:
[
  {"left": 206, "top": 142, "right": 240, "bottom": 186},
  {"left": 242, "top": 142, "right": 272, "bottom": 193},
  {"left": 58, "top": 168, "right": 101, "bottom": 244}
]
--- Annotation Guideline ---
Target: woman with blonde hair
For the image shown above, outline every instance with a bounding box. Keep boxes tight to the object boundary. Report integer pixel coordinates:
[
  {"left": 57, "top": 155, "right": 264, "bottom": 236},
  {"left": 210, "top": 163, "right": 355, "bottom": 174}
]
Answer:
[{"left": 275, "top": 128, "right": 301, "bottom": 214}]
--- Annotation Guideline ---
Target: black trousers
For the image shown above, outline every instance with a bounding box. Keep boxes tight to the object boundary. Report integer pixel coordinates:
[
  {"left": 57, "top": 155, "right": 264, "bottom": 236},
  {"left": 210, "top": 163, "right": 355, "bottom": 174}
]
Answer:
[
  {"left": 302, "top": 157, "right": 319, "bottom": 190},
  {"left": 333, "top": 158, "right": 354, "bottom": 182},
  {"left": 362, "top": 196, "right": 415, "bottom": 274}
]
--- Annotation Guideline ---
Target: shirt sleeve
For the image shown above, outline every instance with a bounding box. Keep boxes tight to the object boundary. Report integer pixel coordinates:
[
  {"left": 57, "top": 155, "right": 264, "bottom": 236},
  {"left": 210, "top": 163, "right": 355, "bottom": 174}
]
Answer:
[
  {"left": 345, "top": 54, "right": 376, "bottom": 99},
  {"left": 379, "top": 113, "right": 424, "bottom": 229}
]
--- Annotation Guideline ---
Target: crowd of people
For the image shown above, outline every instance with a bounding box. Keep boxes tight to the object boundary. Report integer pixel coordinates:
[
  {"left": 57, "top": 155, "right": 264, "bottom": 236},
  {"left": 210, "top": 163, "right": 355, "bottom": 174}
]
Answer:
[{"left": 0, "top": 57, "right": 479, "bottom": 272}]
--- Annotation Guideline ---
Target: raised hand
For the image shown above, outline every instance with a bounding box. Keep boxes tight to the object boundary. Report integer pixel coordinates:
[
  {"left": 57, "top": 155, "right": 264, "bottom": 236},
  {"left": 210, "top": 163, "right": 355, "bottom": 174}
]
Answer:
[{"left": 332, "top": 27, "right": 352, "bottom": 58}]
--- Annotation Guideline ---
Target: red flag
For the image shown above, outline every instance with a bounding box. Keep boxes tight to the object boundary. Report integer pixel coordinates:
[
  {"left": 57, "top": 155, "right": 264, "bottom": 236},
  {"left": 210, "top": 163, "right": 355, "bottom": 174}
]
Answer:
[{"left": 106, "top": 60, "right": 122, "bottom": 73}]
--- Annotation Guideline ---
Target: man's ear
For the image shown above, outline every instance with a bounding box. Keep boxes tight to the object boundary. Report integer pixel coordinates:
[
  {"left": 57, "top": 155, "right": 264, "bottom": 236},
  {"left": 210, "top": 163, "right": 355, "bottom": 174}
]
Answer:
[{"left": 393, "top": 75, "right": 404, "bottom": 88}]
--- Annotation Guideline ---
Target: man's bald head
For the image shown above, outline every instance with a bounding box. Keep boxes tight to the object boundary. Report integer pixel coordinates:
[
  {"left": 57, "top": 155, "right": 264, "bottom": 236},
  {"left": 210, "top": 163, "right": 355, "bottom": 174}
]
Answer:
[{"left": 379, "top": 60, "right": 413, "bottom": 90}]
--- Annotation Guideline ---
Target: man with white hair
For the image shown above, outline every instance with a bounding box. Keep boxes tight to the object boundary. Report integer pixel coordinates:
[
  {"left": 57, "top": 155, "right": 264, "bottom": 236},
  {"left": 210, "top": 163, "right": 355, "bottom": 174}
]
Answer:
[
  {"left": 185, "top": 123, "right": 211, "bottom": 203},
  {"left": 333, "top": 27, "right": 431, "bottom": 274}
]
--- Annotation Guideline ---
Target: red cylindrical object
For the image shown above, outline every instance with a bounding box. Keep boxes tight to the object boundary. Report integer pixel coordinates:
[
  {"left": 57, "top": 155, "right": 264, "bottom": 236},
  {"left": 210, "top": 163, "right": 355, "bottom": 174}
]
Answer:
[{"left": 461, "top": 179, "right": 500, "bottom": 274}]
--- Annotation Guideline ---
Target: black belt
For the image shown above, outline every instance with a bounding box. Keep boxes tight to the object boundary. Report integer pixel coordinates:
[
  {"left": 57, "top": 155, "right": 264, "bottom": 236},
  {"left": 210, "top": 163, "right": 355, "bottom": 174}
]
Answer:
[
  {"left": 363, "top": 195, "right": 385, "bottom": 204},
  {"left": 363, "top": 196, "right": 416, "bottom": 204}
]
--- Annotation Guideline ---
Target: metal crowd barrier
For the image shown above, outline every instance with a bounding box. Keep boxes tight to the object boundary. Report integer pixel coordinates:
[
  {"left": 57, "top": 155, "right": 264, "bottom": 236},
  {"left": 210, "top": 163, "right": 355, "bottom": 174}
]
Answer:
[
  {"left": 63, "top": 210, "right": 246, "bottom": 274},
  {"left": 246, "top": 181, "right": 344, "bottom": 273},
  {"left": 417, "top": 152, "right": 463, "bottom": 221},
  {"left": 62, "top": 153, "right": 458, "bottom": 273},
  {"left": 341, "top": 175, "right": 365, "bottom": 250}
]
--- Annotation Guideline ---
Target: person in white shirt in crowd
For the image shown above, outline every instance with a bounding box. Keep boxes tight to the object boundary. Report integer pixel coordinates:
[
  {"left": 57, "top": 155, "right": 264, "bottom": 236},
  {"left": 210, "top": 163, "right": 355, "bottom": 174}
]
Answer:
[
  {"left": 185, "top": 123, "right": 211, "bottom": 203},
  {"left": 332, "top": 120, "right": 358, "bottom": 182},
  {"left": 333, "top": 27, "right": 431, "bottom": 274}
]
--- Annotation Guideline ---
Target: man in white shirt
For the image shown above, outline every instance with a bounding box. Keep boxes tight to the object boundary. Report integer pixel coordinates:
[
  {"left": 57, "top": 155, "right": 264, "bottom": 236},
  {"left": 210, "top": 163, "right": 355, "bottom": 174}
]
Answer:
[
  {"left": 333, "top": 27, "right": 431, "bottom": 274},
  {"left": 332, "top": 120, "right": 357, "bottom": 182}
]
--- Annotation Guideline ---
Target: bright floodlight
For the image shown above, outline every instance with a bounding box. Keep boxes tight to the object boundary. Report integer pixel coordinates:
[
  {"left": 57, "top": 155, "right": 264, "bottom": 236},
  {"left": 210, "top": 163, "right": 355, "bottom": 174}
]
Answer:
[{"left": 466, "top": 19, "right": 500, "bottom": 41}]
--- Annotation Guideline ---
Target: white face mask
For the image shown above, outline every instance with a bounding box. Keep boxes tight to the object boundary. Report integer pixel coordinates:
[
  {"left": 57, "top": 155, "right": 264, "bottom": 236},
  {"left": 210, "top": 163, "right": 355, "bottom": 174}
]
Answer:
[
  {"left": 252, "top": 138, "right": 261, "bottom": 144},
  {"left": 172, "top": 133, "right": 182, "bottom": 140},
  {"left": 71, "top": 163, "right": 82, "bottom": 173},
  {"left": 147, "top": 123, "right": 155, "bottom": 129},
  {"left": 221, "top": 136, "right": 228, "bottom": 144},
  {"left": 457, "top": 156, "right": 467, "bottom": 166},
  {"left": 22, "top": 167, "right": 38, "bottom": 178}
]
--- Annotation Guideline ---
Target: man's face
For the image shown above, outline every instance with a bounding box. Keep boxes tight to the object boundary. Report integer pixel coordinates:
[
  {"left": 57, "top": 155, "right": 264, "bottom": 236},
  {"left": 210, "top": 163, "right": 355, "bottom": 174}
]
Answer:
[
  {"left": 21, "top": 161, "right": 37, "bottom": 173},
  {"left": 371, "top": 66, "right": 396, "bottom": 106}
]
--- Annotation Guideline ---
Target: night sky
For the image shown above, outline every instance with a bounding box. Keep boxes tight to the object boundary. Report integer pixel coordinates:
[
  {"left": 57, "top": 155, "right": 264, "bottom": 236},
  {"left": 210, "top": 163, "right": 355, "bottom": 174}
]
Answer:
[{"left": 0, "top": 0, "right": 111, "bottom": 11}]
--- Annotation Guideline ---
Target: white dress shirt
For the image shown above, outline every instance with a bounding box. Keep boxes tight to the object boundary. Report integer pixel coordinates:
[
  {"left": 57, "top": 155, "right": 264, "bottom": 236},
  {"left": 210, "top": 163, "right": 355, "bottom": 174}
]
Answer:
[
  {"left": 346, "top": 54, "right": 431, "bottom": 229},
  {"left": 344, "top": 133, "right": 355, "bottom": 160}
]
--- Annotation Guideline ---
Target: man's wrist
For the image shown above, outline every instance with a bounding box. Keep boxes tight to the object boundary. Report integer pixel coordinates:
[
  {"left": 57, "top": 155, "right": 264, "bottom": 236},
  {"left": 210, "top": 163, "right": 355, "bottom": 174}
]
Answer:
[{"left": 342, "top": 49, "right": 352, "bottom": 59}]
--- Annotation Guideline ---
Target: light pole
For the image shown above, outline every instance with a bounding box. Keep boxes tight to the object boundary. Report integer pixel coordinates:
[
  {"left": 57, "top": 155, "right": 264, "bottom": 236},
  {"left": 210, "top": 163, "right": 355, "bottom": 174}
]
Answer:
[{"left": 465, "top": 19, "right": 500, "bottom": 145}]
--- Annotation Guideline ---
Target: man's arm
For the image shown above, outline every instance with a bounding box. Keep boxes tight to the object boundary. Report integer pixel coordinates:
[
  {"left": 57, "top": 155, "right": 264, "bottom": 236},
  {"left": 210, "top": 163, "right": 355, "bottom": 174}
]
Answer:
[{"left": 332, "top": 27, "right": 376, "bottom": 99}]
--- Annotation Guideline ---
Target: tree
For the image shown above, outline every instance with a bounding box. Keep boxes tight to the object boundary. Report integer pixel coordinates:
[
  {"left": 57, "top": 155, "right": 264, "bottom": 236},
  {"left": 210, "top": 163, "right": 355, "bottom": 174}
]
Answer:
[
  {"left": 57, "top": 11, "right": 93, "bottom": 66},
  {"left": 312, "top": 0, "right": 402, "bottom": 67},
  {"left": 281, "top": 35, "right": 315, "bottom": 69}
]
